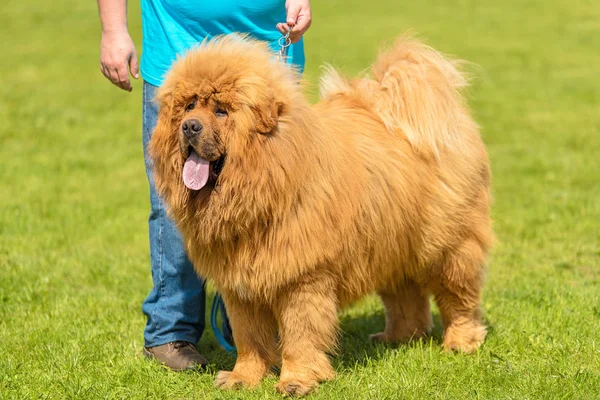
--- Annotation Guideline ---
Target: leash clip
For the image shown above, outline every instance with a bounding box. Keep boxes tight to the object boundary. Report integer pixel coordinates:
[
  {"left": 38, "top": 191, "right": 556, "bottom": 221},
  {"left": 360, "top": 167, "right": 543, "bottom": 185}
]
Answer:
[{"left": 277, "top": 26, "right": 293, "bottom": 62}]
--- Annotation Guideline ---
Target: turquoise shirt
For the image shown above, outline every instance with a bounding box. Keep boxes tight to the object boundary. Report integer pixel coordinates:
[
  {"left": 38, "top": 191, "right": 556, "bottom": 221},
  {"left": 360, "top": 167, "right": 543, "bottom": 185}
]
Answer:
[{"left": 140, "top": 0, "right": 305, "bottom": 86}]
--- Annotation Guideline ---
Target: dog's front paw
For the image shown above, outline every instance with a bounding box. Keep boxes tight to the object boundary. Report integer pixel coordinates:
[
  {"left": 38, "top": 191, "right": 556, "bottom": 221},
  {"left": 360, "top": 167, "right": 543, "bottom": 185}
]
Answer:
[
  {"left": 443, "top": 322, "right": 487, "bottom": 353},
  {"left": 275, "top": 378, "right": 319, "bottom": 397},
  {"left": 215, "top": 370, "right": 260, "bottom": 390}
]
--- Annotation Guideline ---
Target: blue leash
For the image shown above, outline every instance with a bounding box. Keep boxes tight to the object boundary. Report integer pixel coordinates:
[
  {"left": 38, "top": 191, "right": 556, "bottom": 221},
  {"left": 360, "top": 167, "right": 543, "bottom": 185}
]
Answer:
[{"left": 210, "top": 294, "right": 236, "bottom": 352}]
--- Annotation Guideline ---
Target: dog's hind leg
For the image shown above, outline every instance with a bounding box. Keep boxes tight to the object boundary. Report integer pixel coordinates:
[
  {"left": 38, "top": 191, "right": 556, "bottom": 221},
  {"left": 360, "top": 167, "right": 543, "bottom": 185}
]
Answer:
[
  {"left": 431, "top": 238, "right": 487, "bottom": 353},
  {"left": 273, "top": 273, "right": 338, "bottom": 396},
  {"left": 215, "top": 292, "right": 278, "bottom": 390},
  {"left": 370, "top": 279, "right": 432, "bottom": 344}
]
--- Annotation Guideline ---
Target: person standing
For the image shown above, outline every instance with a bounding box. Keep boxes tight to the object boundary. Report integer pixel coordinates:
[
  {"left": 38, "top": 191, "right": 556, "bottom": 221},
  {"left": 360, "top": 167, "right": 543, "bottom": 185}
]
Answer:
[{"left": 97, "top": 0, "right": 311, "bottom": 370}]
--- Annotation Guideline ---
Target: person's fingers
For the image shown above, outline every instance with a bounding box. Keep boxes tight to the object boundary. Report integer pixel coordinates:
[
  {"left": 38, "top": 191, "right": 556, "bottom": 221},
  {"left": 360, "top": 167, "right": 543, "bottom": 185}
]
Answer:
[
  {"left": 286, "top": 2, "right": 302, "bottom": 27},
  {"left": 100, "top": 59, "right": 127, "bottom": 90},
  {"left": 289, "top": 30, "right": 302, "bottom": 44},
  {"left": 100, "top": 63, "right": 110, "bottom": 81},
  {"left": 115, "top": 65, "right": 132, "bottom": 91},
  {"left": 289, "top": 26, "right": 306, "bottom": 44},
  {"left": 276, "top": 22, "right": 289, "bottom": 35},
  {"left": 107, "top": 66, "right": 121, "bottom": 88},
  {"left": 129, "top": 51, "right": 140, "bottom": 79},
  {"left": 294, "top": 10, "right": 312, "bottom": 35},
  {"left": 277, "top": 22, "right": 301, "bottom": 47},
  {"left": 111, "top": 66, "right": 129, "bottom": 91}
]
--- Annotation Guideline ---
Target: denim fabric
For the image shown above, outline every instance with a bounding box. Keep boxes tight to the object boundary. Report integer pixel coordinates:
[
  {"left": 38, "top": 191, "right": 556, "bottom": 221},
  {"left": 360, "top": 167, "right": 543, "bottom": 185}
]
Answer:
[{"left": 141, "top": 81, "right": 206, "bottom": 347}]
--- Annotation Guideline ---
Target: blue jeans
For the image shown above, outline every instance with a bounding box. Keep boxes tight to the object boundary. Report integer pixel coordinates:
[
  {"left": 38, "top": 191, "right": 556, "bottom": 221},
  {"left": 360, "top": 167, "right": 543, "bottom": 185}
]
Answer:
[{"left": 141, "top": 81, "right": 206, "bottom": 347}]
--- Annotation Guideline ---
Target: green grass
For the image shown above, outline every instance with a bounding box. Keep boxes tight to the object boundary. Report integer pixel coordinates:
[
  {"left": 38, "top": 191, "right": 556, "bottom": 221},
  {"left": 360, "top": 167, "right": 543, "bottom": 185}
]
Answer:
[{"left": 1, "top": 0, "right": 599, "bottom": 398}]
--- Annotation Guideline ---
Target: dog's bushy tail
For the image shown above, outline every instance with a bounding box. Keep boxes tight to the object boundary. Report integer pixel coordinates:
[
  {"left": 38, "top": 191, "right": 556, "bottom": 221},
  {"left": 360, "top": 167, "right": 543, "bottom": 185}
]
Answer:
[
  {"left": 321, "top": 35, "right": 474, "bottom": 158},
  {"left": 372, "top": 36, "right": 470, "bottom": 157}
]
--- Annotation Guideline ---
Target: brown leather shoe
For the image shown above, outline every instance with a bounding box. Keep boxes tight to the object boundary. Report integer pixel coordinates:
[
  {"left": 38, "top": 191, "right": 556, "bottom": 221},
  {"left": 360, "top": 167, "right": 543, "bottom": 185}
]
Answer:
[{"left": 143, "top": 341, "right": 208, "bottom": 371}]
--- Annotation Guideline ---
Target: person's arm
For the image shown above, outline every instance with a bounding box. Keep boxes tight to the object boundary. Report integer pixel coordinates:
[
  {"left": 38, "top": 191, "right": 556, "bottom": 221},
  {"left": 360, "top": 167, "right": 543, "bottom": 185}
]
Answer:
[
  {"left": 276, "top": 0, "right": 312, "bottom": 44},
  {"left": 97, "top": 0, "right": 139, "bottom": 91}
]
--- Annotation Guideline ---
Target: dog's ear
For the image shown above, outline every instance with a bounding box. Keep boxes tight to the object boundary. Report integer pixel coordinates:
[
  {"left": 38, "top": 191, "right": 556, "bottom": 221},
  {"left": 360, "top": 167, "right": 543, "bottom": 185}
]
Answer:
[
  {"left": 148, "top": 89, "right": 182, "bottom": 201},
  {"left": 252, "top": 96, "right": 284, "bottom": 135},
  {"left": 149, "top": 89, "right": 176, "bottom": 162}
]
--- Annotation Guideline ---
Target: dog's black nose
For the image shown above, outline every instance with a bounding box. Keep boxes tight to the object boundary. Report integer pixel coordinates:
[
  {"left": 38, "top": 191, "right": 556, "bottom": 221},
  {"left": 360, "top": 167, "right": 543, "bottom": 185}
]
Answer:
[{"left": 182, "top": 119, "right": 203, "bottom": 139}]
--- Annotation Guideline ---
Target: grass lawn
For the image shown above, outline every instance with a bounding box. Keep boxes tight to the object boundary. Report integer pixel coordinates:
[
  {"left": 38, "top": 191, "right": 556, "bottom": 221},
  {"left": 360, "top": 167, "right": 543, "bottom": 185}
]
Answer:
[{"left": 1, "top": 0, "right": 599, "bottom": 398}]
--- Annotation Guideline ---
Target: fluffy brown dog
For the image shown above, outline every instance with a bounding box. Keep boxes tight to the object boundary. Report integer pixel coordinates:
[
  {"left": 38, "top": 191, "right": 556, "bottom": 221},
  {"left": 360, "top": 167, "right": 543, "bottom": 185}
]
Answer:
[{"left": 149, "top": 35, "right": 493, "bottom": 396}]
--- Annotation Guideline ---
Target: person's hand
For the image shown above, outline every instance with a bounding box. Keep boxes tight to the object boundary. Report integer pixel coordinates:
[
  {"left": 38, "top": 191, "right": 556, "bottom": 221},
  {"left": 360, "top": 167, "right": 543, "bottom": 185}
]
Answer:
[
  {"left": 100, "top": 30, "right": 139, "bottom": 92},
  {"left": 276, "top": 0, "right": 312, "bottom": 44}
]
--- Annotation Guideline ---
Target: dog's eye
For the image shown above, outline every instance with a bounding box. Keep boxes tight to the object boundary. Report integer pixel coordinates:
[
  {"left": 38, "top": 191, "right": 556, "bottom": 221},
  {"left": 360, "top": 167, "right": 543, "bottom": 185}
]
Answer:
[
  {"left": 185, "top": 99, "right": 196, "bottom": 112},
  {"left": 215, "top": 107, "right": 228, "bottom": 118}
]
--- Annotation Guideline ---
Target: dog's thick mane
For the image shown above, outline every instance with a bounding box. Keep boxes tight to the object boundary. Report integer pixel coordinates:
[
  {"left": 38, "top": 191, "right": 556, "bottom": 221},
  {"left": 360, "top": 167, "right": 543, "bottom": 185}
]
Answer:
[{"left": 149, "top": 37, "right": 346, "bottom": 280}]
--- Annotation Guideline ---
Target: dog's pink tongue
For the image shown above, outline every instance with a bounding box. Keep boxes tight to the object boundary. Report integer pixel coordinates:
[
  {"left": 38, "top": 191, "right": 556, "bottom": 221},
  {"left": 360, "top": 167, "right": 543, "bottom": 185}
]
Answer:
[{"left": 183, "top": 150, "right": 210, "bottom": 191}]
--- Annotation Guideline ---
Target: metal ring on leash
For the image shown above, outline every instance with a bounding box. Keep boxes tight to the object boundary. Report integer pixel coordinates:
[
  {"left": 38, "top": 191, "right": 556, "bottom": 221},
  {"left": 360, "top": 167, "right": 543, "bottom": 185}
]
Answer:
[
  {"left": 278, "top": 34, "right": 292, "bottom": 49},
  {"left": 277, "top": 26, "right": 293, "bottom": 62}
]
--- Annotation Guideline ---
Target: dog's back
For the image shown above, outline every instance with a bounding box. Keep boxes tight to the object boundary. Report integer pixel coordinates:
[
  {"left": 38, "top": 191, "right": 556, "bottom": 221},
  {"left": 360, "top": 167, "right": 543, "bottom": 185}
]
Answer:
[{"left": 316, "top": 37, "right": 492, "bottom": 278}]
